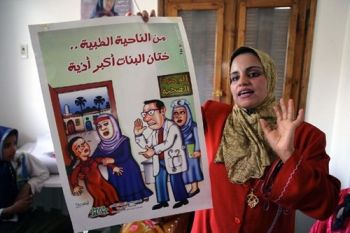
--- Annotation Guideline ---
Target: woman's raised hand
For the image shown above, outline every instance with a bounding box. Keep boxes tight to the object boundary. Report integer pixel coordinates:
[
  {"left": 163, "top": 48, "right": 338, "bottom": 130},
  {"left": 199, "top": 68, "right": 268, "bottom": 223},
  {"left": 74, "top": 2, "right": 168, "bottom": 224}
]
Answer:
[{"left": 259, "top": 99, "right": 304, "bottom": 162}]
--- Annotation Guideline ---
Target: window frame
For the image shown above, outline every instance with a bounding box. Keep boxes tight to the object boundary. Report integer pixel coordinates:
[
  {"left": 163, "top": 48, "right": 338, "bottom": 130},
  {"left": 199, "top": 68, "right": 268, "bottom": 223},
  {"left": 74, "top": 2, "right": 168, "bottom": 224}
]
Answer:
[
  {"left": 159, "top": 0, "right": 317, "bottom": 111},
  {"left": 164, "top": 1, "right": 225, "bottom": 102}
]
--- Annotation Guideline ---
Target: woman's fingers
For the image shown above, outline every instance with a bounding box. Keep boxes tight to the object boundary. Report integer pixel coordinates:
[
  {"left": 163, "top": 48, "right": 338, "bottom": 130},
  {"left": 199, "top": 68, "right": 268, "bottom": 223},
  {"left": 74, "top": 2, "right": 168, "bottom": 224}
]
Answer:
[
  {"left": 280, "top": 98, "right": 287, "bottom": 120},
  {"left": 259, "top": 118, "right": 272, "bottom": 134},
  {"left": 276, "top": 99, "right": 296, "bottom": 121},
  {"left": 275, "top": 98, "right": 304, "bottom": 126},
  {"left": 287, "top": 99, "right": 295, "bottom": 120},
  {"left": 141, "top": 10, "right": 149, "bottom": 22},
  {"left": 274, "top": 105, "right": 282, "bottom": 122},
  {"left": 127, "top": 10, "right": 156, "bottom": 22},
  {"left": 295, "top": 108, "right": 305, "bottom": 125}
]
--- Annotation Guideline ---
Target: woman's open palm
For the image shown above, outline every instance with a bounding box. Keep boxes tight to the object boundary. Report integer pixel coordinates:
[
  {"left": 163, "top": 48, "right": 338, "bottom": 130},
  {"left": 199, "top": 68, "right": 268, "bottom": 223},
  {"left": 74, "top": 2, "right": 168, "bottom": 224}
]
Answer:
[{"left": 259, "top": 99, "right": 304, "bottom": 162}]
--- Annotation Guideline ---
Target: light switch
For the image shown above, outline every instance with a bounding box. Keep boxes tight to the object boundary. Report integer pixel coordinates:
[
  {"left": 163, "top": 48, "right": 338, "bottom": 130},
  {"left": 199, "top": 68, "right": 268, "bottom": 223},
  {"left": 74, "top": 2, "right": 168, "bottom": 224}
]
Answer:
[{"left": 20, "top": 44, "right": 28, "bottom": 59}]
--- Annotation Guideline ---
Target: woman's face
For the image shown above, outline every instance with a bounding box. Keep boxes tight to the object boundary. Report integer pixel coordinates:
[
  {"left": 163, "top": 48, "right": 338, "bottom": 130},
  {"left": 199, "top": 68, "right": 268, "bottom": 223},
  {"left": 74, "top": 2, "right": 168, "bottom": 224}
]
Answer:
[
  {"left": 96, "top": 118, "right": 115, "bottom": 140},
  {"left": 172, "top": 106, "right": 187, "bottom": 127},
  {"left": 230, "top": 53, "right": 268, "bottom": 109}
]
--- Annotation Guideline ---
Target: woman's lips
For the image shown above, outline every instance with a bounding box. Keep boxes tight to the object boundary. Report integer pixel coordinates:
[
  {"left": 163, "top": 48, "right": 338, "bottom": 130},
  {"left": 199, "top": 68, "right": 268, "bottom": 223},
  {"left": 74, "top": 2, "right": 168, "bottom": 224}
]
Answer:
[{"left": 238, "top": 89, "right": 254, "bottom": 97}]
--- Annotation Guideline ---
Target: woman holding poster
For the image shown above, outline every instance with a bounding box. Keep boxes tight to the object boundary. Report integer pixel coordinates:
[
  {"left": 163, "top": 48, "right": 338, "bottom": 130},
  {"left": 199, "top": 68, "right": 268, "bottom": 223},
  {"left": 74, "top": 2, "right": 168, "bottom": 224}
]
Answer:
[{"left": 190, "top": 46, "right": 340, "bottom": 233}]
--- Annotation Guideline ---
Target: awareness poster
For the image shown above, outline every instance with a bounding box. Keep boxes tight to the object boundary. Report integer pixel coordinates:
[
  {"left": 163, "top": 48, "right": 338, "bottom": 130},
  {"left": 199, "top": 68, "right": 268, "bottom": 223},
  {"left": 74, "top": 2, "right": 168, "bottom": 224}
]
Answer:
[{"left": 29, "top": 17, "right": 212, "bottom": 232}]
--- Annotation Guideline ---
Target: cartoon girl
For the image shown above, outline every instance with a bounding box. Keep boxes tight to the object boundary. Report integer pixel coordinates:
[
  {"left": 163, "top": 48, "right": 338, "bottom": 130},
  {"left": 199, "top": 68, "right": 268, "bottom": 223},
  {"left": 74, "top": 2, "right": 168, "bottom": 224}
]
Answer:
[
  {"left": 68, "top": 136, "right": 122, "bottom": 218},
  {"left": 92, "top": 114, "right": 153, "bottom": 203},
  {"left": 171, "top": 99, "right": 204, "bottom": 197}
]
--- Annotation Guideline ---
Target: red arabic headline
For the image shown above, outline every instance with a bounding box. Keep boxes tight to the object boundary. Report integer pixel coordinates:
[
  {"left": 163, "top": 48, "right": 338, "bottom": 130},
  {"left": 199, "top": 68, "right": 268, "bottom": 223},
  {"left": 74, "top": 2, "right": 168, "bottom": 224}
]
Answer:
[
  {"left": 67, "top": 52, "right": 170, "bottom": 74},
  {"left": 69, "top": 33, "right": 167, "bottom": 51}
]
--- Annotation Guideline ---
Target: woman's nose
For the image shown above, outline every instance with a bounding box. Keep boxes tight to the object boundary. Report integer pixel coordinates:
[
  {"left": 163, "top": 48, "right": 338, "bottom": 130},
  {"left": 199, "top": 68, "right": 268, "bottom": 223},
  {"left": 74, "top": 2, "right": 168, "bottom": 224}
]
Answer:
[
  {"left": 10, "top": 145, "right": 17, "bottom": 154},
  {"left": 238, "top": 74, "right": 250, "bottom": 86}
]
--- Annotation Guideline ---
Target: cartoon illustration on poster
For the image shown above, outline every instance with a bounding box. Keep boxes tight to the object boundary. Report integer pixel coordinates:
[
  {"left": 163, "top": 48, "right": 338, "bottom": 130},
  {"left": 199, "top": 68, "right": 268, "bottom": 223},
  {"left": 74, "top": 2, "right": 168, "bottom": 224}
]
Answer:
[{"left": 29, "top": 16, "right": 212, "bottom": 232}]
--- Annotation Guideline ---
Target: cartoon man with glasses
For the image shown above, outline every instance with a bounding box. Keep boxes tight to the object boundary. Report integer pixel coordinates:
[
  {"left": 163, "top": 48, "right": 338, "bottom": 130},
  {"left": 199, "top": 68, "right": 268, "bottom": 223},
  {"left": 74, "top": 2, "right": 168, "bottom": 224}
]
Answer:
[{"left": 134, "top": 99, "right": 189, "bottom": 210}]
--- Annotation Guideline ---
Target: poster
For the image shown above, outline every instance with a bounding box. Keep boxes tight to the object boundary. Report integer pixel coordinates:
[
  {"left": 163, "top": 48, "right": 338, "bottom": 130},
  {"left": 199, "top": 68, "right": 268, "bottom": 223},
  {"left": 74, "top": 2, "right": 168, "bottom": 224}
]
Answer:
[{"left": 29, "top": 16, "right": 212, "bottom": 232}]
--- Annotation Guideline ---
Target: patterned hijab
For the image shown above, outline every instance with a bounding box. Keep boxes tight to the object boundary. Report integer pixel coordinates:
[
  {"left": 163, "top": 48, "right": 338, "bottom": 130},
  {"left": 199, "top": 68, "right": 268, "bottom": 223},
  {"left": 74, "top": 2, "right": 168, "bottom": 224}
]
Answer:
[{"left": 215, "top": 47, "right": 277, "bottom": 184}]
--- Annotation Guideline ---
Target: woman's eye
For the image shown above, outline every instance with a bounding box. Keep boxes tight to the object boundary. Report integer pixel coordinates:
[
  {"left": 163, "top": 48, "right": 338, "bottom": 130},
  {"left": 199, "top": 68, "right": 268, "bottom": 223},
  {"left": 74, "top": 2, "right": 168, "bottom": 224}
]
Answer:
[
  {"left": 230, "top": 75, "right": 239, "bottom": 83},
  {"left": 247, "top": 70, "right": 263, "bottom": 78}
]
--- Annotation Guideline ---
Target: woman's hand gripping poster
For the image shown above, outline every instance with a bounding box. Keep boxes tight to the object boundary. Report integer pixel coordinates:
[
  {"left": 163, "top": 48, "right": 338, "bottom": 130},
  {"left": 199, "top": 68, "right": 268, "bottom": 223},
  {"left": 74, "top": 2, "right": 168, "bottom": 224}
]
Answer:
[{"left": 29, "top": 16, "right": 212, "bottom": 232}]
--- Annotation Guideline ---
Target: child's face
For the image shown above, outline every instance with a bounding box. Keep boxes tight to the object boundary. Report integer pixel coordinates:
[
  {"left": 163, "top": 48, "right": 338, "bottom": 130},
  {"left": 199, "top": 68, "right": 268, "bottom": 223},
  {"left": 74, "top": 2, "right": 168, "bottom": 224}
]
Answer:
[
  {"left": 172, "top": 106, "right": 187, "bottom": 127},
  {"left": 2, "top": 134, "right": 17, "bottom": 162},
  {"left": 72, "top": 138, "right": 90, "bottom": 161}
]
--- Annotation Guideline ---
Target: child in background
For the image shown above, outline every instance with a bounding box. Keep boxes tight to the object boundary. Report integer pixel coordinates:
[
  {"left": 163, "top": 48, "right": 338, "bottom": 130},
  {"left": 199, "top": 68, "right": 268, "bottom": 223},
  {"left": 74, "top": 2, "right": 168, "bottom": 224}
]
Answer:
[{"left": 0, "top": 125, "right": 73, "bottom": 233}]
